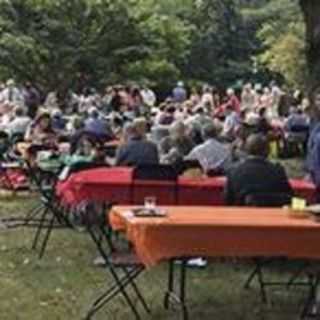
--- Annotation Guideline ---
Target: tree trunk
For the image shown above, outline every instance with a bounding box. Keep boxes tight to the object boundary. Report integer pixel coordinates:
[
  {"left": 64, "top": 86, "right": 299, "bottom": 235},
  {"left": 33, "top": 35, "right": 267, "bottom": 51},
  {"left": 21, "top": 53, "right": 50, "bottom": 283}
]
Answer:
[{"left": 300, "top": 0, "right": 320, "bottom": 93}]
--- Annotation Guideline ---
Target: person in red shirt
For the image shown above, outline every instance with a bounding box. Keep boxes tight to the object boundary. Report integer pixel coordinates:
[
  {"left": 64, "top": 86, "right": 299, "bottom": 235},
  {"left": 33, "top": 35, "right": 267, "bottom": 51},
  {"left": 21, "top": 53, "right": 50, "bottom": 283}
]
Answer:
[{"left": 226, "top": 88, "right": 241, "bottom": 114}]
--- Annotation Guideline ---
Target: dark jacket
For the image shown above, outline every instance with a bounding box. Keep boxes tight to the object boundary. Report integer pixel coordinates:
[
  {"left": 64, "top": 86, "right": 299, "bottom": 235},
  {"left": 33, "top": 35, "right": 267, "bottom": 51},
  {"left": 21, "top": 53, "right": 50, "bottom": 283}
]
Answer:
[
  {"left": 116, "top": 138, "right": 159, "bottom": 167},
  {"left": 225, "top": 157, "right": 293, "bottom": 206}
]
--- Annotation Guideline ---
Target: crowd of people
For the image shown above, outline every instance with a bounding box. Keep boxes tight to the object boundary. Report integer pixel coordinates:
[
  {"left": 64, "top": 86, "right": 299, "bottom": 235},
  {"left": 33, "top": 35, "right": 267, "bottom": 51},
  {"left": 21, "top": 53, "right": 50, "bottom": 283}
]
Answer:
[{"left": 0, "top": 78, "right": 319, "bottom": 203}]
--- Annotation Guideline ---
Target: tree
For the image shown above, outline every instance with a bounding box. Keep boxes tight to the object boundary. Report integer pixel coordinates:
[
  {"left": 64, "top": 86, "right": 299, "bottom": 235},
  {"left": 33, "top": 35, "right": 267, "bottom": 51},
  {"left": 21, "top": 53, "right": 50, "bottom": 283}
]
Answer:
[
  {"left": 299, "top": 0, "right": 320, "bottom": 93},
  {"left": 0, "top": 0, "right": 191, "bottom": 93},
  {"left": 254, "top": 0, "right": 306, "bottom": 88},
  {"left": 182, "top": 0, "right": 255, "bottom": 87}
]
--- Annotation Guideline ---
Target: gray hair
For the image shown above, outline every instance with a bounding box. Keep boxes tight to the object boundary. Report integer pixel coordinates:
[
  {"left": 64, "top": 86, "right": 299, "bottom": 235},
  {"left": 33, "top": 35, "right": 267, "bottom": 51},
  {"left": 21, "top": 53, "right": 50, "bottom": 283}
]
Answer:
[{"left": 202, "top": 123, "right": 217, "bottom": 140}]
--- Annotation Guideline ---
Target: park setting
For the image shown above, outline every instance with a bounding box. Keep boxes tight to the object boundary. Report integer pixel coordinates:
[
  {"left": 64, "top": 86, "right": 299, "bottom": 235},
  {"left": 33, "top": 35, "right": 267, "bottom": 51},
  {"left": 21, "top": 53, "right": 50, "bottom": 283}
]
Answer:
[{"left": 0, "top": 0, "right": 320, "bottom": 319}]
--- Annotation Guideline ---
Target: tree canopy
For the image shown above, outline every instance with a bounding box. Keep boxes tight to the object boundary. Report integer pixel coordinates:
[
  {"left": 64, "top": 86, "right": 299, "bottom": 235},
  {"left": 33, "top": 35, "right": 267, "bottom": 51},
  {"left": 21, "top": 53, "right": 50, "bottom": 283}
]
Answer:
[{"left": 0, "top": 0, "right": 316, "bottom": 93}]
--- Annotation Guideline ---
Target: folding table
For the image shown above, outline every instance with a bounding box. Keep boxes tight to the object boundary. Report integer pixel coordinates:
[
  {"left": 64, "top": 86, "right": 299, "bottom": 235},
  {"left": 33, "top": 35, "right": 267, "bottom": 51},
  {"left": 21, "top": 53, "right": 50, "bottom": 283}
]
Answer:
[{"left": 110, "top": 206, "right": 320, "bottom": 319}]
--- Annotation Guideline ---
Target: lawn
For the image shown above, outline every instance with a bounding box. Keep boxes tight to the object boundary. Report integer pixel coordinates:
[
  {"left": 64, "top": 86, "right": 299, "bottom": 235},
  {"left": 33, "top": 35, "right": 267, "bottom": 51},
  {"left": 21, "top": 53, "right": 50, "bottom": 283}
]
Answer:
[{"left": 0, "top": 159, "right": 313, "bottom": 320}]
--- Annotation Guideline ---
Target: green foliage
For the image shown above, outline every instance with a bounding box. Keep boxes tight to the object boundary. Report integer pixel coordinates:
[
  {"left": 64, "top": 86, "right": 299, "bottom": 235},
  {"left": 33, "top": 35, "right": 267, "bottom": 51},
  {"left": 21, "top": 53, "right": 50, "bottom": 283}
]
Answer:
[
  {"left": 0, "top": 0, "right": 308, "bottom": 91},
  {"left": 182, "top": 0, "right": 255, "bottom": 87},
  {"left": 252, "top": 0, "right": 306, "bottom": 87}
]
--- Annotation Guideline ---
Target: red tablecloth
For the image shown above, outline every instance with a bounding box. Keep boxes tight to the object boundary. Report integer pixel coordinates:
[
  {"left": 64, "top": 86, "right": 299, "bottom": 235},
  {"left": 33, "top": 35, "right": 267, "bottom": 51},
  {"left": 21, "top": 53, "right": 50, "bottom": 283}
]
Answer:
[
  {"left": 57, "top": 168, "right": 317, "bottom": 207},
  {"left": 57, "top": 167, "right": 133, "bottom": 205},
  {"left": 178, "top": 176, "right": 225, "bottom": 206},
  {"left": 132, "top": 180, "right": 177, "bottom": 205}
]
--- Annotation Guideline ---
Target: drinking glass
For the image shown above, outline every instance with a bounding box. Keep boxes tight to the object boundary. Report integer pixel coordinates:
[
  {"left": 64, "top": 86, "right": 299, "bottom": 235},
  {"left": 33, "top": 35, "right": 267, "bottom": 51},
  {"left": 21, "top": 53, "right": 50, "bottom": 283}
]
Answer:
[{"left": 144, "top": 196, "right": 157, "bottom": 210}]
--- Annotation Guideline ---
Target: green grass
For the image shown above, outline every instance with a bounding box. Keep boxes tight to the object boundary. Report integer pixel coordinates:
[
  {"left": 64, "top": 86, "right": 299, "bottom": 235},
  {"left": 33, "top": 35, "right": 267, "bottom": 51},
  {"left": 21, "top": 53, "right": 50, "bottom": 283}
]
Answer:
[
  {"left": 0, "top": 159, "right": 311, "bottom": 319},
  {"left": 0, "top": 197, "right": 312, "bottom": 320}
]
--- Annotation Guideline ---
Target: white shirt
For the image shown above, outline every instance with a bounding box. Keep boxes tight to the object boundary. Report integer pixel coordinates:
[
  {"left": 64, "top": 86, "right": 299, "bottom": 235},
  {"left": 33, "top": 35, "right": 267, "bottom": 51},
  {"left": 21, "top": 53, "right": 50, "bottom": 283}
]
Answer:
[
  {"left": 6, "top": 116, "right": 31, "bottom": 136},
  {"left": 186, "top": 138, "right": 231, "bottom": 172},
  {"left": 141, "top": 89, "right": 156, "bottom": 107},
  {"left": 0, "top": 87, "right": 24, "bottom": 106}
]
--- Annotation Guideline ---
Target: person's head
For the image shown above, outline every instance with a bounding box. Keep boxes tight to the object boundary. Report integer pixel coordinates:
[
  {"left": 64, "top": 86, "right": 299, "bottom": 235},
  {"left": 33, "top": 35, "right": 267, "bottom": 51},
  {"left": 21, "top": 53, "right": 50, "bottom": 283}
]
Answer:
[
  {"left": 243, "top": 83, "right": 252, "bottom": 92},
  {"left": 203, "top": 85, "right": 212, "bottom": 94},
  {"left": 35, "top": 112, "right": 51, "bottom": 131},
  {"left": 76, "top": 133, "right": 98, "bottom": 156},
  {"left": 159, "top": 103, "right": 166, "bottom": 112},
  {"left": 259, "top": 107, "right": 267, "bottom": 118},
  {"left": 6, "top": 79, "right": 15, "bottom": 88},
  {"left": 227, "top": 88, "right": 235, "bottom": 97},
  {"left": 123, "top": 122, "right": 136, "bottom": 142},
  {"left": 177, "top": 81, "right": 184, "bottom": 88},
  {"left": 245, "top": 134, "right": 269, "bottom": 158},
  {"left": 201, "top": 123, "right": 217, "bottom": 141},
  {"left": 191, "top": 87, "right": 199, "bottom": 95},
  {"left": 263, "top": 87, "right": 270, "bottom": 95},
  {"left": 52, "top": 108, "right": 62, "bottom": 119},
  {"left": 14, "top": 106, "right": 26, "bottom": 117},
  {"left": 25, "top": 81, "right": 32, "bottom": 89},
  {"left": 195, "top": 106, "right": 205, "bottom": 115},
  {"left": 133, "top": 117, "right": 147, "bottom": 138},
  {"left": 88, "top": 107, "right": 99, "bottom": 118},
  {"left": 166, "top": 105, "right": 176, "bottom": 115},
  {"left": 289, "top": 106, "right": 298, "bottom": 115},
  {"left": 170, "top": 121, "right": 186, "bottom": 139}
]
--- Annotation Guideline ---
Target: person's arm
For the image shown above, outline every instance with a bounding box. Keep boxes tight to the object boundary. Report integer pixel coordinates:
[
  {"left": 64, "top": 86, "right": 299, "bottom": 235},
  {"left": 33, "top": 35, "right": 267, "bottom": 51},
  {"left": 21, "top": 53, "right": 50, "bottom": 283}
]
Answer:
[
  {"left": 184, "top": 147, "right": 198, "bottom": 161},
  {"left": 115, "top": 146, "right": 127, "bottom": 166}
]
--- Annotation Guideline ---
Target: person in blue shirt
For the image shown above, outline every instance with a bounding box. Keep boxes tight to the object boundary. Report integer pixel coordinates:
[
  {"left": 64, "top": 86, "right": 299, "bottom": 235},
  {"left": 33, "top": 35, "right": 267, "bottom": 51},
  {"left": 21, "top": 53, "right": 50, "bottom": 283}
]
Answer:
[
  {"left": 306, "top": 88, "right": 320, "bottom": 190},
  {"left": 172, "top": 81, "right": 187, "bottom": 103},
  {"left": 84, "top": 107, "right": 113, "bottom": 140}
]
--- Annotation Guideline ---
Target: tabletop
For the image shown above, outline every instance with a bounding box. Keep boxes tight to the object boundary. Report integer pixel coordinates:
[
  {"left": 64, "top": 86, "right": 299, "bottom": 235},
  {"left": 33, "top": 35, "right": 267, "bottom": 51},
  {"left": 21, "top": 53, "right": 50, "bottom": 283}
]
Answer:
[{"left": 110, "top": 206, "right": 320, "bottom": 267}]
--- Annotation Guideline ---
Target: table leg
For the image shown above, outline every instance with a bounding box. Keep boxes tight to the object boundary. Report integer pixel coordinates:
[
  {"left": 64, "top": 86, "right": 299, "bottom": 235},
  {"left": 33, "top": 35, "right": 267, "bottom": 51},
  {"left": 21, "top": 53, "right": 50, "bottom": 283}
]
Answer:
[
  {"left": 301, "top": 272, "right": 320, "bottom": 319},
  {"left": 164, "top": 259, "right": 175, "bottom": 309},
  {"left": 180, "top": 260, "right": 189, "bottom": 320},
  {"left": 164, "top": 259, "right": 189, "bottom": 320}
]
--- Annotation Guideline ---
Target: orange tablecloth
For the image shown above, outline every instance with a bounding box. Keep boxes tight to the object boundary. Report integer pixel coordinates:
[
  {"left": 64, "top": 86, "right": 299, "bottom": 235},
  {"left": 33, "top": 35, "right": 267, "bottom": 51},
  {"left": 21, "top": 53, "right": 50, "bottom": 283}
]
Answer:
[{"left": 110, "top": 206, "right": 320, "bottom": 267}]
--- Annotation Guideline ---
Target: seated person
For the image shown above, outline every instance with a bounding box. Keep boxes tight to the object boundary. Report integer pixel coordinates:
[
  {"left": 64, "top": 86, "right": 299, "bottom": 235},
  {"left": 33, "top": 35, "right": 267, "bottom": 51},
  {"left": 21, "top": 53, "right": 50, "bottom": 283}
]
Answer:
[
  {"left": 25, "top": 112, "right": 57, "bottom": 148},
  {"left": 225, "top": 134, "right": 293, "bottom": 206},
  {"left": 67, "top": 133, "right": 104, "bottom": 166},
  {"left": 185, "top": 123, "right": 232, "bottom": 175},
  {"left": 51, "top": 109, "right": 66, "bottom": 132},
  {"left": 84, "top": 107, "right": 113, "bottom": 140},
  {"left": 5, "top": 106, "right": 31, "bottom": 138},
  {"left": 158, "top": 105, "right": 176, "bottom": 125},
  {"left": 221, "top": 104, "right": 240, "bottom": 141},
  {"left": 59, "top": 133, "right": 107, "bottom": 180},
  {"left": 285, "top": 106, "right": 309, "bottom": 133},
  {"left": 256, "top": 107, "right": 273, "bottom": 135},
  {"left": 160, "top": 121, "right": 194, "bottom": 165},
  {"left": 115, "top": 121, "right": 159, "bottom": 167}
]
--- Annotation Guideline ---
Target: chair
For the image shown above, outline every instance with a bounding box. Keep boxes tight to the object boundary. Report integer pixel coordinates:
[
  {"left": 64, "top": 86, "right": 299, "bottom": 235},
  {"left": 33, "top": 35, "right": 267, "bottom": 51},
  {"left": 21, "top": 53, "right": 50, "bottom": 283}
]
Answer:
[
  {"left": 25, "top": 159, "right": 73, "bottom": 258},
  {"left": 132, "top": 164, "right": 179, "bottom": 205},
  {"left": 243, "top": 192, "right": 312, "bottom": 303},
  {"left": 80, "top": 202, "right": 150, "bottom": 319}
]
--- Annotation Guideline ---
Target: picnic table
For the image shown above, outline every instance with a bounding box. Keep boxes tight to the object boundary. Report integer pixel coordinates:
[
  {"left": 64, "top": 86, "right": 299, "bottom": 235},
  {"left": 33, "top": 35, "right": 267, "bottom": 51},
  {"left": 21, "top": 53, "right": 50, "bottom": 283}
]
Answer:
[{"left": 110, "top": 206, "right": 320, "bottom": 319}]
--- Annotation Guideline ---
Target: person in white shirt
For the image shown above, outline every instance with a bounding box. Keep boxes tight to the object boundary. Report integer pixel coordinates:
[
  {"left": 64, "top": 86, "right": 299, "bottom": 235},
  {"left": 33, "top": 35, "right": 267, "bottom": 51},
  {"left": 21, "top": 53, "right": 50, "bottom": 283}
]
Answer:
[
  {"left": 201, "top": 86, "right": 214, "bottom": 112},
  {"left": 241, "top": 83, "right": 255, "bottom": 111},
  {"left": 5, "top": 106, "right": 31, "bottom": 137},
  {"left": 185, "top": 123, "right": 232, "bottom": 174},
  {"left": 0, "top": 79, "right": 24, "bottom": 107},
  {"left": 141, "top": 86, "right": 156, "bottom": 108}
]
